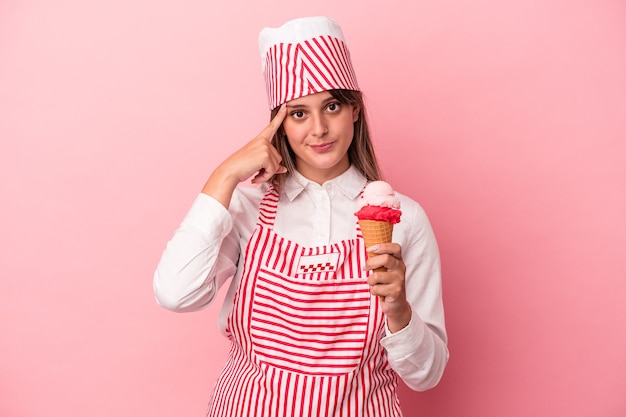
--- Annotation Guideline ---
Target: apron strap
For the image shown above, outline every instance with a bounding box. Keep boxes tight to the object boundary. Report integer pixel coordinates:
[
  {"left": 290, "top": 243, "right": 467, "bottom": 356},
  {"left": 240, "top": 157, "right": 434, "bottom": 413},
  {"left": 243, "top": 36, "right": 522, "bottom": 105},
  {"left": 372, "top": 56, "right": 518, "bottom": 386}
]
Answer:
[{"left": 256, "top": 186, "right": 280, "bottom": 229}]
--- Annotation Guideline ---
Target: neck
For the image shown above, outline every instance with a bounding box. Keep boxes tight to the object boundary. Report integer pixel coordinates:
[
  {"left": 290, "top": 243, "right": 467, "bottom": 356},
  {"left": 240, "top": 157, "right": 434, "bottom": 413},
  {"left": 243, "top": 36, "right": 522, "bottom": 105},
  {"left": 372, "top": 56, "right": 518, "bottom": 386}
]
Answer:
[{"left": 296, "top": 164, "right": 350, "bottom": 185}]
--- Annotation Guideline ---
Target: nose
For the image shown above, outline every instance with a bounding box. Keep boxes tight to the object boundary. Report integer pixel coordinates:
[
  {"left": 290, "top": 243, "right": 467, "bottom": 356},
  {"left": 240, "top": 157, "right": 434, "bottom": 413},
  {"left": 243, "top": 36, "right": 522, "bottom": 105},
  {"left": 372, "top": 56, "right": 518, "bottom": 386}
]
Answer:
[{"left": 310, "top": 113, "right": 328, "bottom": 137}]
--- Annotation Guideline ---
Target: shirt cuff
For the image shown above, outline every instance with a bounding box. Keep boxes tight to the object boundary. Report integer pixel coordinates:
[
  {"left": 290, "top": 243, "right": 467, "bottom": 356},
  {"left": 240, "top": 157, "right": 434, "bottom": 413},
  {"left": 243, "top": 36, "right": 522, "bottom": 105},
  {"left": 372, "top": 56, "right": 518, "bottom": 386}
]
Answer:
[
  {"left": 181, "top": 193, "right": 233, "bottom": 240},
  {"left": 380, "top": 309, "right": 427, "bottom": 361}
]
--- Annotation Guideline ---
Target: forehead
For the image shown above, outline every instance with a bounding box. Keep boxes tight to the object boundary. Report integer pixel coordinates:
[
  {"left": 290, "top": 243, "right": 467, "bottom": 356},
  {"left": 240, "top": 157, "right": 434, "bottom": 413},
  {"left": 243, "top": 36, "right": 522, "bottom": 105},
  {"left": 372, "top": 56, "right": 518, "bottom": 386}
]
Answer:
[{"left": 286, "top": 91, "right": 333, "bottom": 107}]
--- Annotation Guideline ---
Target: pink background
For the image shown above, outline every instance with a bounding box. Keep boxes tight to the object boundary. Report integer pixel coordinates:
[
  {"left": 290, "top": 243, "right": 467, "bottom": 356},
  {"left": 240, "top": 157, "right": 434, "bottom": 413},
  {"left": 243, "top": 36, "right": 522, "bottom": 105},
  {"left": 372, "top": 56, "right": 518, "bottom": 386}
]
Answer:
[{"left": 1, "top": 0, "right": 625, "bottom": 416}]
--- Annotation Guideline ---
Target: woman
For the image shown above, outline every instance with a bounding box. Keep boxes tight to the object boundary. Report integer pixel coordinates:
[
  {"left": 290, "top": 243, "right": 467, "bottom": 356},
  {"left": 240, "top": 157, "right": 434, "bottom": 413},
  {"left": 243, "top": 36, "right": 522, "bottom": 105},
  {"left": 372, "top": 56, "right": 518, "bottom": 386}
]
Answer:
[{"left": 154, "top": 16, "right": 448, "bottom": 416}]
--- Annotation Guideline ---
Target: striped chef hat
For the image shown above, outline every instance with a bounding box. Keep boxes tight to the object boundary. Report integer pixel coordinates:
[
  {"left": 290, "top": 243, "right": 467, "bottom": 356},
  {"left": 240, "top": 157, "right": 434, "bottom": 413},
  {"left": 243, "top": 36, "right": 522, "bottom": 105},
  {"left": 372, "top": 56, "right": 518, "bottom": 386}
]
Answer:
[{"left": 258, "top": 16, "right": 360, "bottom": 110}]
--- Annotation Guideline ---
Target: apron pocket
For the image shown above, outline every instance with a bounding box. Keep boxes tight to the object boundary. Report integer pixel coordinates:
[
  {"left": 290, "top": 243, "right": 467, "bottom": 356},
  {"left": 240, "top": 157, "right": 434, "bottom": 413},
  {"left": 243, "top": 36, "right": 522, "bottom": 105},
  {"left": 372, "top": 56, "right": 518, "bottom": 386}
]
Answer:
[{"left": 250, "top": 268, "right": 372, "bottom": 376}]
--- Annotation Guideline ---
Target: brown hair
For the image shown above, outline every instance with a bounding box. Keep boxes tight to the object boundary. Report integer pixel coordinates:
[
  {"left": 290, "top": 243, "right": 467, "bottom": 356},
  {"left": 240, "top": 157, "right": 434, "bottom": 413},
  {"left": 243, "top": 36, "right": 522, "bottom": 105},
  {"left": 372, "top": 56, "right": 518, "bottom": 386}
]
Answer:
[{"left": 269, "top": 89, "right": 382, "bottom": 191}]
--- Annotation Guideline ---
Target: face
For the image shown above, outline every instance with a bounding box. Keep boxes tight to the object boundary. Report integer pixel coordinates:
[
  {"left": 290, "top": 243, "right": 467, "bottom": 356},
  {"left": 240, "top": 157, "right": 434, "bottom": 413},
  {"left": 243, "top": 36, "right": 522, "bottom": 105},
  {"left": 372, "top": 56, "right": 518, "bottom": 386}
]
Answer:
[{"left": 282, "top": 91, "right": 360, "bottom": 184}]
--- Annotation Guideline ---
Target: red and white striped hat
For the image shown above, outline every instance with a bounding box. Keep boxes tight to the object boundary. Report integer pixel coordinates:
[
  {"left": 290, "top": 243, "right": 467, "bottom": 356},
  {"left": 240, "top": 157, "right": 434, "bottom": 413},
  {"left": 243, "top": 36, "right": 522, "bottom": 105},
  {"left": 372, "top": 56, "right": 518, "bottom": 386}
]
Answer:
[{"left": 258, "top": 16, "right": 360, "bottom": 110}]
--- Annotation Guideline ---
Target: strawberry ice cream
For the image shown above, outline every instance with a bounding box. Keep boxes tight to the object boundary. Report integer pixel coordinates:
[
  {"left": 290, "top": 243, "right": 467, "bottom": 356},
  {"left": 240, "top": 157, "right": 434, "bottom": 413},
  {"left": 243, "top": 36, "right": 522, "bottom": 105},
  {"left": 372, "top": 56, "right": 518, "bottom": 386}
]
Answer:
[{"left": 355, "top": 181, "right": 402, "bottom": 224}]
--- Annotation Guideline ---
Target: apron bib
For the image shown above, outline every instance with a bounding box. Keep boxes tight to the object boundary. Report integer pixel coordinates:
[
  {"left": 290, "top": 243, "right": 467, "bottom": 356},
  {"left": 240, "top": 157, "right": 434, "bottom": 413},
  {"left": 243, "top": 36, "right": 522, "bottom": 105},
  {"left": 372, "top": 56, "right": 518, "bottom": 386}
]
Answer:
[{"left": 207, "top": 187, "right": 401, "bottom": 417}]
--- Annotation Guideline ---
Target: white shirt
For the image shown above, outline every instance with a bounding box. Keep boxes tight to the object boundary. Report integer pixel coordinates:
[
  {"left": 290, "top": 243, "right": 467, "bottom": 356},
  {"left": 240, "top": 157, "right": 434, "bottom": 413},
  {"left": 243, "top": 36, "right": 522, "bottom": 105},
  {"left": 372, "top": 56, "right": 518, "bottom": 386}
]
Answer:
[{"left": 154, "top": 166, "right": 449, "bottom": 391}]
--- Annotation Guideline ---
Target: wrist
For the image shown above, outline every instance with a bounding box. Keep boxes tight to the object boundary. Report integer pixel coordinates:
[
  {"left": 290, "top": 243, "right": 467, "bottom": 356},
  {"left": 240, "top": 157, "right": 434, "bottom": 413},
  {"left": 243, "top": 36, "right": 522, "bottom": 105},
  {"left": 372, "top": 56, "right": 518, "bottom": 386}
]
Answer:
[{"left": 385, "top": 302, "right": 412, "bottom": 334}]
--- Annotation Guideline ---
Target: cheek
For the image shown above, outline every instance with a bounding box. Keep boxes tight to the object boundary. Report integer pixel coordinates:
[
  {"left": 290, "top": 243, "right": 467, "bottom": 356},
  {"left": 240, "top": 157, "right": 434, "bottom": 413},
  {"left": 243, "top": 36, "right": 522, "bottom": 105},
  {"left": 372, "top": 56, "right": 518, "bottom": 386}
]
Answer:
[
  {"left": 281, "top": 122, "right": 290, "bottom": 136},
  {"left": 340, "top": 118, "right": 355, "bottom": 139},
  {"left": 282, "top": 122, "right": 299, "bottom": 141},
  {"left": 285, "top": 135, "right": 296, "bottom": 150}
]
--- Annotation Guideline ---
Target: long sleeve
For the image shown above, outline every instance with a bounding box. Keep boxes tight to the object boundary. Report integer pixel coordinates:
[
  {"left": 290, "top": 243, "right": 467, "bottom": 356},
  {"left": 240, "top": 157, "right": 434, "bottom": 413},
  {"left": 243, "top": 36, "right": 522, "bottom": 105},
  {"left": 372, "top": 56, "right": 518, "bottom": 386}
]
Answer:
[
  {"left": 153, "top": 193, "right": 240, "bottom": 312},
  {"left": 380, "top": 197, "right": 449, "bottom": 391}
]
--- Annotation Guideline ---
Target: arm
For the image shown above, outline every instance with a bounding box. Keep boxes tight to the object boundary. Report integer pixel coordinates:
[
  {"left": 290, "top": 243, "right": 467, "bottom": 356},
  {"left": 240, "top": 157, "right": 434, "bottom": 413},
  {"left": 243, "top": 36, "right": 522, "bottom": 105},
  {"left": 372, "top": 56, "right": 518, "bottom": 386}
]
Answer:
[
  {"left": 367, "top": 200, "right": 449, "bottom": 391},
  {"left": 153, "top": 105, "right": 288, "bottom": 312},
  {"left": 153, "top": 194, "right": 239, "bottom": 312}
]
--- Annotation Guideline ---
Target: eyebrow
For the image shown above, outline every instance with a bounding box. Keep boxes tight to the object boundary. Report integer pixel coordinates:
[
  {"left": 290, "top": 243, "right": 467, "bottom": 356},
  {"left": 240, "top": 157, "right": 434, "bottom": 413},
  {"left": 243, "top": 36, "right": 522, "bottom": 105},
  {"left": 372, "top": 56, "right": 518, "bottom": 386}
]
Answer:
[{"left": 286, "top": 97, "right": 336, "bottom": 110}]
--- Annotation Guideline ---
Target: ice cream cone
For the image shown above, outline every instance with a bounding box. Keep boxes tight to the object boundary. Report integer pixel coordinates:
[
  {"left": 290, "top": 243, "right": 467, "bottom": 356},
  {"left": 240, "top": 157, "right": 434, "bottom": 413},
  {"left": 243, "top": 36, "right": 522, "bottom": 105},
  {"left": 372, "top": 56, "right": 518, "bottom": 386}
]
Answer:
[
  {"left": 358, "top": 219, "right": 393, "bottom": 272},
  {"left": 355, "top": 181, "right": 402, "bottom": 302}
]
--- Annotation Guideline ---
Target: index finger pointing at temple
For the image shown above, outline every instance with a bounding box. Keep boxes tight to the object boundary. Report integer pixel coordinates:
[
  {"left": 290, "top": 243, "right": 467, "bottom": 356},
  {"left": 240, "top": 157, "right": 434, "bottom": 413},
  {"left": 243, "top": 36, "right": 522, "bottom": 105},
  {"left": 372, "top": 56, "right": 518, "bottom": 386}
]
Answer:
[{"left": 259, "top": 103, "right": 287, "bottom": 142}]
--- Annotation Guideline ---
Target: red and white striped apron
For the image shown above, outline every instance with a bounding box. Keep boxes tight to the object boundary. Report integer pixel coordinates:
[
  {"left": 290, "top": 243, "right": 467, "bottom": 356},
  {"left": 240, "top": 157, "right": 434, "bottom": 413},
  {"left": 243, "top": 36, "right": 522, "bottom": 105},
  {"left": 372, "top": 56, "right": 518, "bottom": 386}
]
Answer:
[{"left": 207, "top": 187, "right": 401, "bottom": 417}]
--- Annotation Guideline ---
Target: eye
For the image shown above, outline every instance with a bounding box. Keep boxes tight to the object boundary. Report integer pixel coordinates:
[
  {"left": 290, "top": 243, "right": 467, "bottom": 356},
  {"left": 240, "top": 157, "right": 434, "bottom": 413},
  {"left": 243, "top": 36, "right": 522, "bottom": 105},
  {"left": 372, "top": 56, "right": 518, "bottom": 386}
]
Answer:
[
  {"left": 290, "top": 110, "right": 305, "bottom": 119},
  {"left": 327, "top": 102, "right": 341, "bottom": 112}
]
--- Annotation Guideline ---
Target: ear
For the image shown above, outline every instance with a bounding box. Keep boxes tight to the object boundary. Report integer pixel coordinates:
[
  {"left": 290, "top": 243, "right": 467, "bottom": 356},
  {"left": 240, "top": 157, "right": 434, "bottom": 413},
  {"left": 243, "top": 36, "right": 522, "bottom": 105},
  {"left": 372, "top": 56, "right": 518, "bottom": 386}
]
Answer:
[{"left": 352, "top": 105, "right": 361, "bottom": 123}]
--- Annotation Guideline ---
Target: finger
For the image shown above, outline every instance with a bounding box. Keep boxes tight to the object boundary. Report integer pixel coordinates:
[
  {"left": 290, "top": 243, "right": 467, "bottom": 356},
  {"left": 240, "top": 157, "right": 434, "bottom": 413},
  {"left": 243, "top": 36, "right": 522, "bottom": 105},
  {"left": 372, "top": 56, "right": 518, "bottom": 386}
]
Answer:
[
  {"left": 364, "top": 254, "right": 388, "bottom": 272},
  {"left": 367, "top": 243, "right": 402, "bottom": 260},
  {"left": 250, "top": 149, "right": 288, "bottom": 184},
  {"left": 367, "top": 272, "right": 405, "bottom": 302},
  {"left": 369, "top": 285, "right": 392, "bottom": 301},
  {"left": 367, "top": 279, "right": 393, "bottom": 303},
  {"left": 258, "top": 103, "right": 287, "bottom": 142},
  {"left": 251, "top": 165, "right": 287, "bottom": 184},
  {"left": 247, "top": 132, "right": 288, "bottom": 184},
  {"left": 251, "top": 170, "right": 271, "bottom": 184},
  {"left": 367, "top": 269, "right": 395, "bottom": 287},
  {"left": 365, "top": 253, "right": 400, "bottom": 273}
]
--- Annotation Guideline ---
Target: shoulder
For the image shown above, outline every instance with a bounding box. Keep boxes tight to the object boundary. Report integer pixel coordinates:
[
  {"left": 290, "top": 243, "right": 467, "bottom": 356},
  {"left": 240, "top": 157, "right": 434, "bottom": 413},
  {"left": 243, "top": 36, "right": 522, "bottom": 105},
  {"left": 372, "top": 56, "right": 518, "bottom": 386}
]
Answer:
[
  {"left": 394, "top": 190, "right": 437, "bottom": 244},
  {"left": 226, "top": 183, "right": 270, "bottom": 236},
  {"left": 395, "top": 191, "right": 429, "bottom": 223},
  {"left": 230, "top": 183, "right": 268, "bottom": 215}
]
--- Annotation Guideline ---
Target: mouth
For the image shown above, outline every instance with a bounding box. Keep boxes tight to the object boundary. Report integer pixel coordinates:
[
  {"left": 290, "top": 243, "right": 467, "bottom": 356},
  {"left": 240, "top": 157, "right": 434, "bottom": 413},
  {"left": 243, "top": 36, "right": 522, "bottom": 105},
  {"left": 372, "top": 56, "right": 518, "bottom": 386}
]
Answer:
[{"left": 309, "top": 142, "right": 334, "bottom": 153}]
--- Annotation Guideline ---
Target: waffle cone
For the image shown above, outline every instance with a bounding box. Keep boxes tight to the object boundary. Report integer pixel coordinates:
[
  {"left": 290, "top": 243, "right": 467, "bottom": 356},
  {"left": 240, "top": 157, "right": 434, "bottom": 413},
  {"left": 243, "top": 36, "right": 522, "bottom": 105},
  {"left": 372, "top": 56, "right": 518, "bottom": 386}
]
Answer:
[{"left": 358, "top": 219, "right": 393, "bottom": 272}]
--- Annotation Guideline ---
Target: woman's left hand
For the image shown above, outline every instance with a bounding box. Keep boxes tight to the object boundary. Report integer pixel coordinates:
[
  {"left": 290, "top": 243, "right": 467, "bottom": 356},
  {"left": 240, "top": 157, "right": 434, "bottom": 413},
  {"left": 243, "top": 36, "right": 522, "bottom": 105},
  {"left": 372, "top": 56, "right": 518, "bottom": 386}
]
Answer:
[{"left": 366, "top": 243, "right": 412, "bottom": 333}]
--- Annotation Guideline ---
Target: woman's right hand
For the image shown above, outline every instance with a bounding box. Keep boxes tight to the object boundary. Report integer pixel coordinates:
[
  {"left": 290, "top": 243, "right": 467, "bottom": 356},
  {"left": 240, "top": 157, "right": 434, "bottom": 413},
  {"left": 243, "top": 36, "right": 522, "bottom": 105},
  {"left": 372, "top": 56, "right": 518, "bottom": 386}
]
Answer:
[{"left": 201, "top": 104, "right": 288, "bottom": 208}]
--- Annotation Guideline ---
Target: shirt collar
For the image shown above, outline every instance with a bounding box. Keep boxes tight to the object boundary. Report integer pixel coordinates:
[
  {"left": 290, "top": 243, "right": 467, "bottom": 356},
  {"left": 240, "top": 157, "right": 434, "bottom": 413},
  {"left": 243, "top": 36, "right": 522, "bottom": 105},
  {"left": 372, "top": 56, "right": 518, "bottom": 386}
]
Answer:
[{"left": 283, "top": 166, "right": 368, "bottom": 202}]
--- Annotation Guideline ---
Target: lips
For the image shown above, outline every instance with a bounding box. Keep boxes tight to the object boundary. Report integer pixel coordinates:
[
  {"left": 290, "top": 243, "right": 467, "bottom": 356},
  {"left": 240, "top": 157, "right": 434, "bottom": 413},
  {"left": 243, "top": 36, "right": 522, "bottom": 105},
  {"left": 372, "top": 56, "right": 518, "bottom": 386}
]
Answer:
[{"left": 310, "top": 142, "right": 334, "bottom": 153}]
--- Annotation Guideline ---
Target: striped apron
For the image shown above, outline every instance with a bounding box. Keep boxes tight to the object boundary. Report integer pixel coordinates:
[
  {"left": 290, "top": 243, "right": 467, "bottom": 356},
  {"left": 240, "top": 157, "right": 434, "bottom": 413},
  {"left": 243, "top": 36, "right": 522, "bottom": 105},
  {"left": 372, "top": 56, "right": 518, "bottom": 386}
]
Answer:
[{"left": 207, "top": 187, "right": 401, "bottom": 417}]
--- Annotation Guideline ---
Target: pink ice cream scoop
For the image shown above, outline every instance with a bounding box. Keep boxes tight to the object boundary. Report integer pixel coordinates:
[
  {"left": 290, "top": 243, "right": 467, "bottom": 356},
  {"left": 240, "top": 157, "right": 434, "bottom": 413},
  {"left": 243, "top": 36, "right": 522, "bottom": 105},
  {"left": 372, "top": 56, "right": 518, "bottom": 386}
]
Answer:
[
  {"left": 358, "top": 181, "right": 401, "bottom": 209},
  {"left": 355, "top": 181, "right": 402, "bottom": 224}
]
